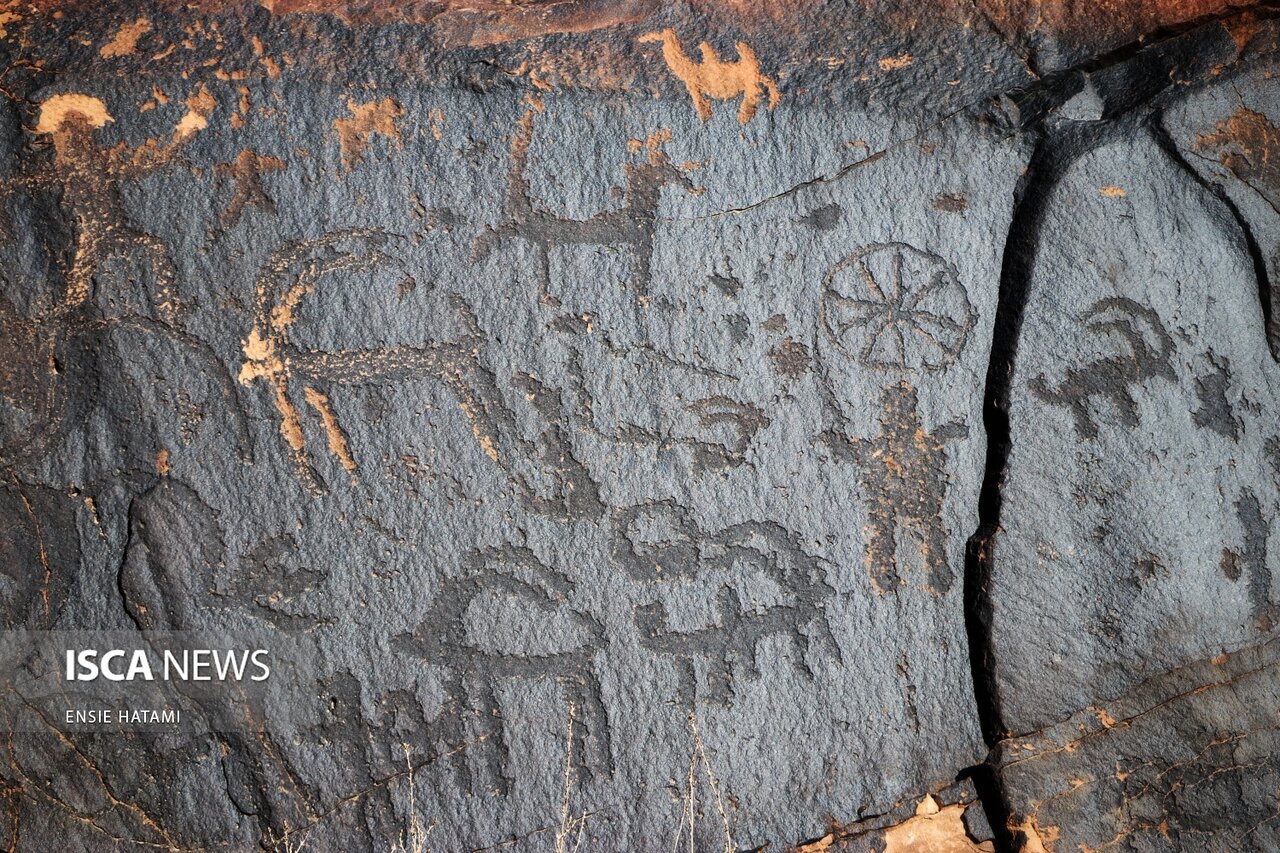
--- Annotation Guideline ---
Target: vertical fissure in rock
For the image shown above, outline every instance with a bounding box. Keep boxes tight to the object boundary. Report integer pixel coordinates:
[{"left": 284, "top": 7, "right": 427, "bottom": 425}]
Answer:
[
  {"left": 1148, "top": 114, "right": 1279, "bottom": 362},
  {"left": 960, "top": 127, "right": 1049, "bottom": 853},
  {"left": 964, "top": 108, "right": 1130, "bottom": 850}
]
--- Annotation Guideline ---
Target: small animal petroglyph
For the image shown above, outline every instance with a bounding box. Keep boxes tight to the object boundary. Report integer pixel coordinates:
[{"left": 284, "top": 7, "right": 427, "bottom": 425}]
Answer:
[
  {"left": 334, "top": 97, "right": 403, "bottom": 170},
  {"left": 563, "top": 348, "right": 768, "bottom": 474},
  {"left": 821, "top": 242, "right": 974, "bottom": 373},
  {"left": 1029, "top": 297, "right": 1176, "bottom": 439},
  {"left": 614, "top": 502, "right": 840, "bottom": 703},
  {"left": 394, "top": 547, "right": 612, "bottom": 795},
  {"left": 239, "top": 229, "right": 601, "bottom": 517},
  {"left": 215, "top": 149, "right": 286, "bottom": 228},
  {"left": 639, "top": 28, "right": 780, "bottom": 125},
  {"left": 821, "top": 381, "right": 967, "bottom": 595},
  {"left": 474, "top": 115, "right": 697, "bottom": 303}
]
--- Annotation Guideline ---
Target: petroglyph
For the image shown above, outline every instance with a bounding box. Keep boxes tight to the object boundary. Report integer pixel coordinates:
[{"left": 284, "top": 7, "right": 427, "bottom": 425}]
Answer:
[
  {"left": 821, "top": 381, "right": 967, "bottom": 594},
  {"left": 394, "top": 547, "right": 612, "bottom": 795},
  {"left": 475, "top": 115, "right": 696, "bottom": 303},
  {"left": 821, "top": 243, "right": 974, "bottom": 373},
  {"left": 0, "top": 88, "right": 222, "bottom": 469},
  {"left": 215, "top": 150, "right": 286, "bottom": 228},
  {"left": 334, "top": 98, "right": 403, "bottom": 170},
  {"left": 14, "top": 91, "right": 209, "bottom": 322},
  {"left": 639, "top": 29, "right": 780, "bottom": 125},
  {"left": 240, "top": 230, "right": 600, "bottom": 516},
  {"left": 615, "top": 502, "right": 840, "bottom": 704},
  {"left": 561, "top": 348, "right": 767, "bottom": 473},
  {"left": 1029, "top": 297, "right": 1176, "bottom": 439}
]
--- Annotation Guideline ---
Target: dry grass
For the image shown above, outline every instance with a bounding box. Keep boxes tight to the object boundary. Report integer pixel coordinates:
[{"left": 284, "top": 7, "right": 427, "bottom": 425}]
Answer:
[{"left": 672, "top": 709, "right": 734, "bottom": 853}]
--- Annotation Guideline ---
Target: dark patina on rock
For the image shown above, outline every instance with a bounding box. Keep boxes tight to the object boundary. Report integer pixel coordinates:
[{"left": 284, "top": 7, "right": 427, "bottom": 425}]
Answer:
[{"left": 0, "top": 1, "right": 1276, "bottom": 850}]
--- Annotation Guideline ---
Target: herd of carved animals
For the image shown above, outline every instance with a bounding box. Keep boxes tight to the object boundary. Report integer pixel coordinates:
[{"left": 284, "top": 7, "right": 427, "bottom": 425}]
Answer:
[{"left": 1, "top": 68, "right": 1275, "bottom": 805}]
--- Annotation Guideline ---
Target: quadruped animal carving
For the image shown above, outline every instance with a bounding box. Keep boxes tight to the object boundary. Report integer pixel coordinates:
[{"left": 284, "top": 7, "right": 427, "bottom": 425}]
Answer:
[
  {"left": 239, "top": 229, "right": 601, "bottom": 518},
  {"left": 474, "top": 114, "right": 697, "bottom": 304},
  {"left": 1029, "top": 297, "right": 1176, "bottom": 439},
  {"left": 639, "top": 28, "right": 781, "bottom": 125},
  {"left": 394, "top": 546, "right": 612, "bottom": 794},
  {"left": 614, "top": 502, "right": 841, "bottom": 704}
]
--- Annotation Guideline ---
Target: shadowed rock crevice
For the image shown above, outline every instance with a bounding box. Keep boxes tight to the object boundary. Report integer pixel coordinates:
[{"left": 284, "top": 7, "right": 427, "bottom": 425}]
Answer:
[{"left": 961, "top": 13, "right": 1278, "bottom": 848}]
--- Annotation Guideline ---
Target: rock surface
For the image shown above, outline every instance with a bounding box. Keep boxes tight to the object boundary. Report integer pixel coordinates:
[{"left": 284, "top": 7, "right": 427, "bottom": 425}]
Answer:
[{"left": 0, "top": 1, "right": 1275, "bottom": 851}]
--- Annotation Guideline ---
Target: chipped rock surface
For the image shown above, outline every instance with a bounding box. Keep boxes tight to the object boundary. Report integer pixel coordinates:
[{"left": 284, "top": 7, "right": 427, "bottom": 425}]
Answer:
[{"left": 0, "top": 1, "right": 1276, "bottom": 851}]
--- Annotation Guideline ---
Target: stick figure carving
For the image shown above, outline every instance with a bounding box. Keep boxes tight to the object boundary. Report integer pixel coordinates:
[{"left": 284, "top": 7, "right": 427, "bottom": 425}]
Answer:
[
  {"left": 7, "top": 93, "right": 210, "bottom": 323},
  {"left": 239, "top": 229, "right": 601, "bottom": 517},
  {"left": 473, "top": 113, "right": 697, "bottom": 304},
  {"left": 614, "top": 502, "right": 841, "bottom": 704},
  {"left": 394, "top": 547, "right": 612, "bottom": 795},
  {"left": 821, "top": 242, "right": 974, "bottom": 373},
  {"left": 0, "top": 94, "right": 247, "bottom": 470},
  {"left": 1029, "top": 297, "right": 1176, "bottom": 439},
  {"left": 821, "top": 381, "right": 967, "bottom": 595},
  {"left": 817, "top": 242, "right": 973, "bottom": 594},
  {"left": 639, "top": 29, "right": 781, "bottom": 125}
]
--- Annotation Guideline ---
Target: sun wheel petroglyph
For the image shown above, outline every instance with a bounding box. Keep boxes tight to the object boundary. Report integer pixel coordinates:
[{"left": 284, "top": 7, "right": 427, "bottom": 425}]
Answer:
[{"left": 821, "top": 243, "right": 975, "bottom": 373}]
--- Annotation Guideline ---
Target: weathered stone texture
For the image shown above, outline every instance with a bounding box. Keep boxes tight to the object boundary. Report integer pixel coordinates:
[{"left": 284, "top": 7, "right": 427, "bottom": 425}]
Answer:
[{"left": 0, "top": 1, "right": 1276, "bottom": 851}]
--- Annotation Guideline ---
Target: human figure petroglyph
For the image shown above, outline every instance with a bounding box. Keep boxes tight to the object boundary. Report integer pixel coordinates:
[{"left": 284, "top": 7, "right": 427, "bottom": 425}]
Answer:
[
  {"left": 473, "top": 113, "right": 698, "bottom": 304},
  {"left": 821, "top": 381, "right": 967, "bottom": 595},
  {"left": 1029, "top": 297, "right": 1176, "bottom": 439},
  {"left": 394, "top": 546, "right": 612, "bottom": 795},
  {"left": 0, "top": 93, "right": 248, "bottom": 470},
  {"left": 8, "top": 92, "right": 212, "bottom": 323},
  {"left": 239, "top": 229, "right": 601, "bottom": 517},
  {"left": 614, "top": 502, "right": 841, "bottom": 704},
  {"left": 639, "top": 28, "right": 781, "bottom": 125},
  {"left": 215, "top": 149, "right": 286, "bottom": 228}
]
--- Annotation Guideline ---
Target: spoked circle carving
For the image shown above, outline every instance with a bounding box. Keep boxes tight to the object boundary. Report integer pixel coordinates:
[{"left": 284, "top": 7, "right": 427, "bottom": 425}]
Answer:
[{"left": 820, "top": 242, "right": 974, "bottom": 373}]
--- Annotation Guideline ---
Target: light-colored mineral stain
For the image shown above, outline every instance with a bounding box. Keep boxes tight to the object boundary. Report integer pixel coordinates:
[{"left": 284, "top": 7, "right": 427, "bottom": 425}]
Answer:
[
  {"left": 35, "top": 93, "right": 113, "bottom": 135},
  {"left": 0, "top": 4, "right": 21, "bottom": 40},
  {"left": 879, "top": 52, "right": 915, "bottom": 71},
  {"left": 334, "top": 98, "right": 403, "bottom": 169},
  {"left": 175, "top": 85, "right": 216, "bottom": 141},
  {"left": 99, "top": 16, "right": 151, "bottom": 58},
  {"left": 639, "top": 28, "right": 780, "bottom": 125},
  {"left": 882, "top": 795, "right": 996, "bottom": 853}
]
